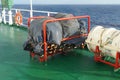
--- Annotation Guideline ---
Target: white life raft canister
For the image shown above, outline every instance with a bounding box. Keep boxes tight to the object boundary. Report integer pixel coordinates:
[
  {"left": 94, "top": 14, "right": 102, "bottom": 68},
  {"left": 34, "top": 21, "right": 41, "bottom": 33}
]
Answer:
[{"left": 86, "top": 26, "right": 120, "bottom": 59}]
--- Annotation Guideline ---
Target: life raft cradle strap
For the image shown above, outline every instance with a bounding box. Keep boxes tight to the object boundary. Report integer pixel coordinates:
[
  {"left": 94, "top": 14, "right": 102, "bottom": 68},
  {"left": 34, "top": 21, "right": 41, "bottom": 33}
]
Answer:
[{"left": 99, "top": 29, "right": 120, "bottom": 47}]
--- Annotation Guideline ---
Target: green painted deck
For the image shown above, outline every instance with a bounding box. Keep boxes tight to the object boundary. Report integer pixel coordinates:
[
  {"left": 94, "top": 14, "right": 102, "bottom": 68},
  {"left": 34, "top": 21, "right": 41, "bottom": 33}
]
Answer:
[{"left": 0, "top": 23, "right": 120, "bottom": 80}]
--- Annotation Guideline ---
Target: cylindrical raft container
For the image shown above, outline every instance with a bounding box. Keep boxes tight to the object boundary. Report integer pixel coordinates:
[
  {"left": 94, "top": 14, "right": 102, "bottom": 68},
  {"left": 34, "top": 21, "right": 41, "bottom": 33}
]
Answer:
[{"left": 86, "top": 26, "right": 120, "bottom": 59}]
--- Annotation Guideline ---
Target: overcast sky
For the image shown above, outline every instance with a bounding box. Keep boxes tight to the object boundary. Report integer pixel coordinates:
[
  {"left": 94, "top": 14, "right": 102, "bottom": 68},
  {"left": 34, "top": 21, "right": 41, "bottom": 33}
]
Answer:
[{"left": 1, "top": 0, "right": 120, "bottom": 4}]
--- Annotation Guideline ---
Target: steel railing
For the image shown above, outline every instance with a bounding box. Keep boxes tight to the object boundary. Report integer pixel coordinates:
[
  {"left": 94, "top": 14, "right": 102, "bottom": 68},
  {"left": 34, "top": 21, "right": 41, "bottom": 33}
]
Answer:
[{"left": 0, "top": 8, "right": 58, "bottom": 27}]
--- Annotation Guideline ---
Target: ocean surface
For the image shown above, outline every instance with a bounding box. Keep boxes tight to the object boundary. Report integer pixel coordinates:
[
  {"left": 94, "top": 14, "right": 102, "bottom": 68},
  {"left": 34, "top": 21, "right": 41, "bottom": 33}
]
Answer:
[{"left": 2, "top": 5, "right": 120, "bottom": 29}]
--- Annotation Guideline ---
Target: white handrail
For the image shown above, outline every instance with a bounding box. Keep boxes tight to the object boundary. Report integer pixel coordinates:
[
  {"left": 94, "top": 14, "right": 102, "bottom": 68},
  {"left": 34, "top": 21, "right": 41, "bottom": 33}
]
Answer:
[
  {"left": 0, "top": 8, "right": 58, "bottom": 14},
  {"left": 10, "top": 8, "right": 58, "bottom": 14}
]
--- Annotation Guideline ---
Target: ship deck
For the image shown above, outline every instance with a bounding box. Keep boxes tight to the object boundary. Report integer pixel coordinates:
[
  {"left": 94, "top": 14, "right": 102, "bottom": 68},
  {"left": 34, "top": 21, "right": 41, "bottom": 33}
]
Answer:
[{"left": 0, "top": 23, "right": 120, "bottom": 80}]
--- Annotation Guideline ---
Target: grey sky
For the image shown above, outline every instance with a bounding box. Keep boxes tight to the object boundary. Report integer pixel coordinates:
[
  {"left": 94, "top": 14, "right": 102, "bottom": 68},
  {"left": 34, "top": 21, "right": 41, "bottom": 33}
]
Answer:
[{"left": 1, "top": 0, "right": 120, "bottom": 4}]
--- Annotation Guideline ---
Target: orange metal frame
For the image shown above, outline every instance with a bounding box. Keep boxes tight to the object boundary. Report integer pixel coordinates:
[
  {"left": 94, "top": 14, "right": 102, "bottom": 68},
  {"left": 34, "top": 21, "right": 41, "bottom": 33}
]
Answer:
[
  {"left": 28, "top": 15, "right": 91, "bottom": 62},
  {"left": 94, "top": 46, "right": 120, "bottom": 70}
]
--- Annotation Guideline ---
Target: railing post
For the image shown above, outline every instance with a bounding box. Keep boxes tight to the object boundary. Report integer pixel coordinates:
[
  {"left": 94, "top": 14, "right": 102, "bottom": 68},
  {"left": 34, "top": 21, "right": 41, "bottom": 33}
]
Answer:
[
  {"left": 15, "top": 9, "right": 18, "bottom": 13},
  {"left": 0, "top": 13, "right": 2, "bottom": 23},
  {"left": 8, "top": 10, "right": 13, "bottom": 25},
  {"left": 2, "top": 8, "right": 6, "bottom": 24},
  {"left": 30, "top": 0, "right": 33, "bottom": 17},
  {"left": 47, "top": 12, "right": 50, "bottom": 16}
]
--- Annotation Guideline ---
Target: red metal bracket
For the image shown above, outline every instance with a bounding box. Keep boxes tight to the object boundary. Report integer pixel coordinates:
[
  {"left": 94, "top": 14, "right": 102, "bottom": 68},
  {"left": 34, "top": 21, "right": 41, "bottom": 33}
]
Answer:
[
  {"left": 94, "top": 46, "right": 120, "bottom": 70},
  {"left": 28, "top": 16, "right": 46, "bottom": 27},
  {"left": 30, "top": 52, "right": 35, "bottom": 58}
]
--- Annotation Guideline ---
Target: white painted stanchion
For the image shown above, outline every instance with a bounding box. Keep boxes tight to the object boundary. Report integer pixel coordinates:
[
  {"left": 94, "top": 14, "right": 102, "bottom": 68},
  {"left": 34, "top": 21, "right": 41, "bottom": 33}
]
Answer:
[
  {"left": 8, "top": 10, "right": 13, "bottom": 25},
  {"left": 47, "top": 12, "right": 50, "bottom": 16},
  {"left": 30, "top": 0, "right": 33, "bottom": 17},
  {"left": 0, "top": 14, "right": 2, "bottom": 23},
  {"left": 2, "top": 8, "right": 6, "bottom": 24}
]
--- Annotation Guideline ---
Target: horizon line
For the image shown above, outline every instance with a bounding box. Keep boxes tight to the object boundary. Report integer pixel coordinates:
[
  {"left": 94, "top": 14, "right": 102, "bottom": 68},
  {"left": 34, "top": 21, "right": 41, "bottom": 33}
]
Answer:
[{"left": 13, "top": 4, "right": 120, "bottom": 5}]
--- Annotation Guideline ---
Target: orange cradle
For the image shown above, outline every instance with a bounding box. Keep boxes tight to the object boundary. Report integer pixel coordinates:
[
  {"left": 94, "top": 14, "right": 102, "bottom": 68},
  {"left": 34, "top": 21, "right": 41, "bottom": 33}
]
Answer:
[{"left": 27, "top": 15, "right": 91, "bottom": 62}]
